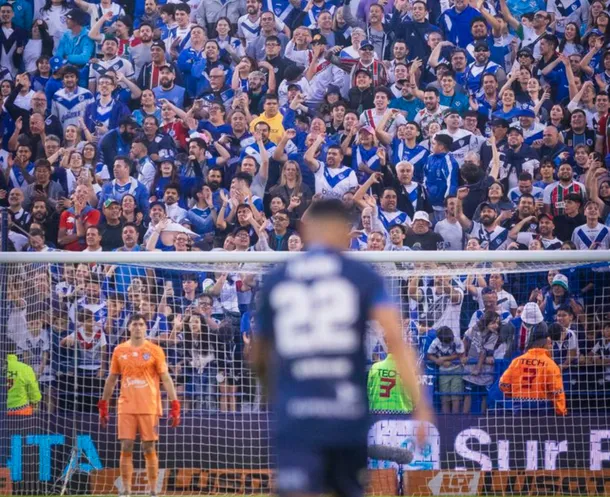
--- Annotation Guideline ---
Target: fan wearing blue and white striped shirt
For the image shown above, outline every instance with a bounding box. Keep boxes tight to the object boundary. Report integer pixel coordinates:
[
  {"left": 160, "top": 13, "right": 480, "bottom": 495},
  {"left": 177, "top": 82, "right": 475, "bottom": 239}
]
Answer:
[{"left": 572, "top": 201, "right": 610, "bottom": 250}]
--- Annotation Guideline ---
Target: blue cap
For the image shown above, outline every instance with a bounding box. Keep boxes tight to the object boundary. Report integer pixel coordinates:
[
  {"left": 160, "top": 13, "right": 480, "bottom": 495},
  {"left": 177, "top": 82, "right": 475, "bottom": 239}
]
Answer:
[
  {"left": 518, "top": 106, "right": 536, "bottom": 118},
  {"left": 360, "top": 39, "right": 374, "bottom": 50},
  {"left": 590, "top": 28, "right": 604, "bottom": 37},
  {"left": 50, "top": 56, "right": 65, "bottom": 73}
]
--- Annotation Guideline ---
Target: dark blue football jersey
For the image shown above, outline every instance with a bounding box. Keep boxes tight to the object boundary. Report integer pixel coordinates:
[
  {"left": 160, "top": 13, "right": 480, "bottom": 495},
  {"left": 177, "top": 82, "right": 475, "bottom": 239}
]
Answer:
[{"left": 257, "top": 247, "right": 392, "bottom": 447}]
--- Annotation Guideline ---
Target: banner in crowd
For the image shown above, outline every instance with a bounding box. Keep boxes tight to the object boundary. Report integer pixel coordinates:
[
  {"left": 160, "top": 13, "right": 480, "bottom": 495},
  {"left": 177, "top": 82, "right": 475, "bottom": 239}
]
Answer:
[{"left": 1, "top": 414, "right": 610, "bottom": 494}]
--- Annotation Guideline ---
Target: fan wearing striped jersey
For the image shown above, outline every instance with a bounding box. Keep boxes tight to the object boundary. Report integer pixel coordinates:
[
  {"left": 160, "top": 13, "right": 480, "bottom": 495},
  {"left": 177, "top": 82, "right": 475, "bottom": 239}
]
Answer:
[
  {"left": 304, "top": 134, "right": 358, "bottom": 200},
  {"left": 543, "top": 163, "right": 586, "bottom": 217},
  {"left": 571, "top": 201, "right": 610, "bottom": 250},
  {"left": 436, "top": 108, "right": 481, "bottom": 165}
]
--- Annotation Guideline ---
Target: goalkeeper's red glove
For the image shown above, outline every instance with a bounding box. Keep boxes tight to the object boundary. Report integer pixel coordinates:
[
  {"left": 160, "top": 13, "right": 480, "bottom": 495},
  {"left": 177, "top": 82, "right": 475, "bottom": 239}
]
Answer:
[
  {"left": 169, "top": 400, "right": 181, "bottom": 428},
  {"left": 98, "top": 400, "right": 109, "bottom": 428}
]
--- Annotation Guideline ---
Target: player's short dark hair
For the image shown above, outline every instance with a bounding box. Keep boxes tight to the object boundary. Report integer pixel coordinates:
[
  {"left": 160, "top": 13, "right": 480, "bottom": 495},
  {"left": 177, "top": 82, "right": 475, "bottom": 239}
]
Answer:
[
  {"left": 307, "top": 199, "right": 351, "bottom": 223},
  {"left": 127, "top": 313, "right": 147, "bottom": 328}
]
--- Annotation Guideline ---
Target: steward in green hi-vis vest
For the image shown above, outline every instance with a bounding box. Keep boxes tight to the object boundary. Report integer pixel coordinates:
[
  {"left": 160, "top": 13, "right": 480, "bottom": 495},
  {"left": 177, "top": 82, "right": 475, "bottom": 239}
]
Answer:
[
  {"left": 6, "top": 354, "right": 41, "bottom": 415},
  {"left": 367, "top": 354, "right": 414, "bottom": 413}
]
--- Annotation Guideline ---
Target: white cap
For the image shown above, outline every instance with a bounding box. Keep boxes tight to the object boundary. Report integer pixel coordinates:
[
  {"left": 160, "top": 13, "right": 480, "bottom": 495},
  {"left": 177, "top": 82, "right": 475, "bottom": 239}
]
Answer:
[
  {"left": 412, "top": 211, "right": 431, "bottom": 224},
  {"left": 522, "top": 302, "right": 543, "bottom": 325},
  {"left": 552, "top": 273, "right": 569, "bottom": 291}
]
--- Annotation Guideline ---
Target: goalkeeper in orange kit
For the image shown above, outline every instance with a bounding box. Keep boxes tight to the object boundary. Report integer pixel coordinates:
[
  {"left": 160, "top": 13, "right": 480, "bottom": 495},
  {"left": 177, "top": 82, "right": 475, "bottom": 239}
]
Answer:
[
  {"left": 98, "top": 314, "right": 181, "bottom": 497},
  {"left": 499, "top": 327, "right": 567, "bottom": 416}
]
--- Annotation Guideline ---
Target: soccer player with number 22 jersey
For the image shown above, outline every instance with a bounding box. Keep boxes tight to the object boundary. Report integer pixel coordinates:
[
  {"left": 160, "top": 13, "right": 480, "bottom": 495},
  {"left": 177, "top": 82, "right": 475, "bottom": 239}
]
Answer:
[{"left": 254, "top": 199, "right": 434, "bottom": 497}]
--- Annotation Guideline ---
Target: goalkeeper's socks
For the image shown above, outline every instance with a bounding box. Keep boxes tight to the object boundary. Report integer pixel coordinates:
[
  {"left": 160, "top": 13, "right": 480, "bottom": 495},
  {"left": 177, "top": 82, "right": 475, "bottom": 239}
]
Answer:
[
  {"left": 120, "top": 451, "right": 134, "bottom": 495},
  {"left": 144, "top": 450, "right": 159, "bottom": 492}
]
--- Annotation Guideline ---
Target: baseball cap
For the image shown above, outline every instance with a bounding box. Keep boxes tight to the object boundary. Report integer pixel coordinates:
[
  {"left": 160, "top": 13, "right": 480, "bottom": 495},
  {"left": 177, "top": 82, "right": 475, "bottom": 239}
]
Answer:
[
  {"left": 444, "top": 108, "right": 460, "bottom": 118},
  {"left": 517, "top": 47, "right": 534, "bottom": 58},
  {"left": 65, "top": 8, "right": 87, "bottom": 25},
  {"left": 552, "top": 273, "right": 569, "bottom": 291},
  {"left": 507, "top": 125, "right": 523, "bottom": 136},
  {"left": 538, "top": 212, "right": 554, "bottom": 222},
  {"left": 103, "top": 199, "right": 120, "bottom": 209},
  {"left": 518, "top": 106, "right": 536, "bottom": 118},
  {"left": 49, "top": 56, "right": 65, "bottom": 73},
  {"left": 359, "top": 125, "right": 375, "bottom": 135},
  {"left": 412, "top": 211, "right": 431, "bottom": 224},
  {"left": 159, "top": 64, "right": 175, "bottom": 73},
  {"left": 287, "top": 83, "right": 302, "bottom": 91},
  {"left": 360, "top": 39, "right": 375, "bottom": 50},
  {"left": 151, "top": 40, "right": 166, "bottom": 50},
  {"left": 479, "top": 201, "right": 497, "bottom": 211},
  {"left": 590, "top": 28, "right": 604, "bottom": 37},
  {"left": 490, "top": 117, "right": 509, "bottom": 128},
  {"left": 473, "top": 40, "right": 489, "bottom": 51},
  {"left": 149, "top": 201, "right": 166, "bottom": 212}
]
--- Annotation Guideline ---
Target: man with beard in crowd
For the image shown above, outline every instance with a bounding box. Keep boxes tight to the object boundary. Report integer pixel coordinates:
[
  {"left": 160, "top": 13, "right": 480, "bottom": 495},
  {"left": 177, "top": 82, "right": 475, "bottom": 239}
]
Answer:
[
  {"left": 130, "top": 22, "right": 154, "bottom": 77},
  {"left": 456, "top": 188, "right": 509, "bottom": 250},
  {"left": 543, "top": 162, "right": 586, "bottom": 217},
  {"left": 27, "top": 198, "right": 59, "bottom": 246},
  {"left": 98, "top": 117, "right": 139, "bottom": 176},
  {"left": 153, "top": 66, "right": 186, "bottom": 108},
  {"left": 502, "top": 125, "right": 540, "bottom": 192},
  {"left": 509, "top": 212, "right": 563, "bottom": 250},
  {"left": 501, "top": 194, "right": 539, "bottom": 234}
]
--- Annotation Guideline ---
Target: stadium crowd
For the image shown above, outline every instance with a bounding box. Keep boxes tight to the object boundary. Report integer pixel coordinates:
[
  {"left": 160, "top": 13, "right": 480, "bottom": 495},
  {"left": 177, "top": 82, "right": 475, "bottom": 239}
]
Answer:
[{"left": 2, "top": 0, "right": 610, "bottom": 414}]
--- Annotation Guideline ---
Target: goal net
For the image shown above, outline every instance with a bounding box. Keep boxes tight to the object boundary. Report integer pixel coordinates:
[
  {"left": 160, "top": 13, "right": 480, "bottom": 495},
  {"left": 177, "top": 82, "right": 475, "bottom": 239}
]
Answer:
[{"left": 1, "top": 251, "right": 610, "bottom": 496}]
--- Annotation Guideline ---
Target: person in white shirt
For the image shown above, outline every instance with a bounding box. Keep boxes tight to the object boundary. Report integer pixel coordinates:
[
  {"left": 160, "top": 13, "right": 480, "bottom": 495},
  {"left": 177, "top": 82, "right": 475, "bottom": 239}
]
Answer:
[
  {"left": 162, "top": 183, "right": 188, "bottom": 223},
  {"left": 304, "top": 133, "right": 358, "bottom": 199},
  {"left": 437, "top": 108, "right": 480, "bottom": 165},
  {"left": 88, "top": 36, "right": 135, "bottom": 93},
  {"left": 165, "top": 3, "right": 194, "bottom": 57},
  {"left": 435, "top": 195, "right": 464, "bottom": 250},
  {"left": 360, "top": 87, "right": 406, "bottom": 137},
  {"left": 572, "top": 201, "right": 610, "bottom": 249},
  {"left": 237, "top": 0, "right": 288, "bottom": 47}
]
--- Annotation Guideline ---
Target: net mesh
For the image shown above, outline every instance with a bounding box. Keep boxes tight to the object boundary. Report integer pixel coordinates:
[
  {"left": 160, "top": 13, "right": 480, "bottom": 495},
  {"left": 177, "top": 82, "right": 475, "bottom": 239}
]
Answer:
[{"left": 1, "top": 254, "right": 610, "bottom": 496}]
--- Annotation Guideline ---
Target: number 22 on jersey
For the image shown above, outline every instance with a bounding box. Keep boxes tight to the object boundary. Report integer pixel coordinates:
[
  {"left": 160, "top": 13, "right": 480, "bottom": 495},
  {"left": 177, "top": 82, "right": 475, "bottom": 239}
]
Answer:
[{"left": 270, "top": 278, "right": 360, "bottom": 358}]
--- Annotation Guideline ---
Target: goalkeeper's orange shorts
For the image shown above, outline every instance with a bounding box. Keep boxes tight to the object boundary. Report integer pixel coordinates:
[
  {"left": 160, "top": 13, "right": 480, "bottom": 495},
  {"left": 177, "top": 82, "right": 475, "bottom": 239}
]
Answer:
[{"left": 118, "top": 414, "right": 159, "bottom": 442}]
